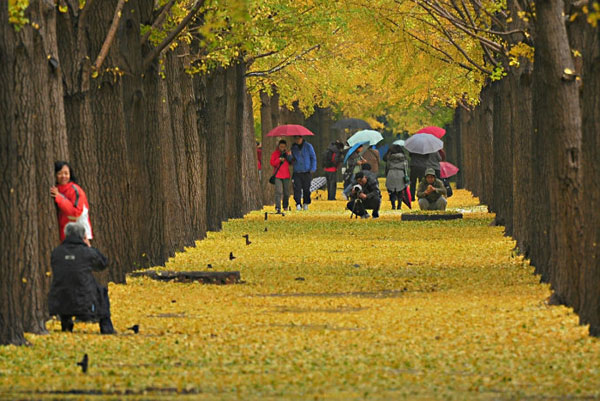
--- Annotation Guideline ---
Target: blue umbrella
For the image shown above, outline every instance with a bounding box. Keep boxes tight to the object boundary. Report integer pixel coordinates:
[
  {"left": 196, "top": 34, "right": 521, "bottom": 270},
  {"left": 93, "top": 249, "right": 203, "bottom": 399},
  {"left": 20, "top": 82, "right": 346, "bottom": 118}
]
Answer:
[{"left": 343, "top": 141, "right": 370, "bottom": 164}]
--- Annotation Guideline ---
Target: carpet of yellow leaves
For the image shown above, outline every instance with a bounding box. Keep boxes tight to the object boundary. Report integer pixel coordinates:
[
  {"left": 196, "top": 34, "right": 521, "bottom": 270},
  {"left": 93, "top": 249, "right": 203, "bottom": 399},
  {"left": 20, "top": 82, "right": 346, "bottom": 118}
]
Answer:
[{"left": 1, "top": 187, "right": 599, "bottom": 400}]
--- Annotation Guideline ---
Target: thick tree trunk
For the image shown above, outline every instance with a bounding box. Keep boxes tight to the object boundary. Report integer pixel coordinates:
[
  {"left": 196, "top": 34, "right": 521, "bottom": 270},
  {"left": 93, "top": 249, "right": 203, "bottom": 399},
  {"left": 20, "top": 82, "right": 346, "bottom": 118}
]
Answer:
[
  {"left": 1, "top": 0, "right": 70, "bottom": 342},
  {"left": 532, "top": 0, "right": 584, "bottom": 308},
  {"left": 205, "top": 68, "right": 227, "bottom": 230},
  {"left": 164, "top": 47, "right": 207, "bottom": 243},
  {"left": 578, "top": 4, "right": 600, "bottom": 334}
]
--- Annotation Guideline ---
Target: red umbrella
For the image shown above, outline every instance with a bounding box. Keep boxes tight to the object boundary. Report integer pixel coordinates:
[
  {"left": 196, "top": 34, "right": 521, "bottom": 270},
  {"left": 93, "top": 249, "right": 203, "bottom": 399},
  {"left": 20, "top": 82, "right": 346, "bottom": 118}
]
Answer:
[
  {"left": 440, "top": 161, "right": 459, "bottom": 178},
  {"left": 266, "top": 125, "right": 315, "bottom": 137},
  {"left": 417, "top": 126, "right": 446, "bottom": 139},
  {"left": 401, "top": 187, "right": 412, "bottom": 209}
]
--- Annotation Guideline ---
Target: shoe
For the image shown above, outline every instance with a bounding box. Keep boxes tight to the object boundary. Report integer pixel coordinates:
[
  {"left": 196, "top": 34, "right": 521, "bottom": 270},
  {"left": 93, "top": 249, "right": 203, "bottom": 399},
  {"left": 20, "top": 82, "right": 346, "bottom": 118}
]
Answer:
[
  {"left": 275, "top": 208, "right": 281, "bottom": 214},
  {"left": 303, "top": 204, "right": 309, "bottom": 211},
  {"left": 296, "top": 204, "right": 302, "bottom": 211},
  {"left": 372, "top": 213, "right": 379, "bottom": 219}
]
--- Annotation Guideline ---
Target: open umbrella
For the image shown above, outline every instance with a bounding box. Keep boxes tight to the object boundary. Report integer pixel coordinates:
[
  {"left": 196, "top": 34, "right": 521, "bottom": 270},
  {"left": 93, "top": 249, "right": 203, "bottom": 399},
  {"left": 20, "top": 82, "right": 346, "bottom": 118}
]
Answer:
[
  {"left": 266, "top": 124, "right": 314, "bottom": 137},
  {"left": 310, "top": 176, "right": 327, "bottom": 192},
  {"left": 332, "top": 118, "right": 372, "bottom": 130},
  {"left": 439, "top": 161, "right": 459, "bottom": 178},
  {"left": 393, "top": 139, "right": 405, "bottom": 147},
  {"left": 343, "top": 141, "right": 369, "bottom": 164},
  {"left": 347, "top": 130, "right": 383, "bottom": 147},
  {"left": 416, "top": 126, "right": 446, "bottom": 139},
  {"left": 404, "top": 134, "right": 443, "bottom": 155}
]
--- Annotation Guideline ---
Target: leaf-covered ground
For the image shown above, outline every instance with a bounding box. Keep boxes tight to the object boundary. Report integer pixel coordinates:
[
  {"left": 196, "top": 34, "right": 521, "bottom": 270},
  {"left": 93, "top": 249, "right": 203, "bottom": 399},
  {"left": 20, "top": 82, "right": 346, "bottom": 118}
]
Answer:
[{"left": 1, "top": 187, "right": 599, "bottom": 400}]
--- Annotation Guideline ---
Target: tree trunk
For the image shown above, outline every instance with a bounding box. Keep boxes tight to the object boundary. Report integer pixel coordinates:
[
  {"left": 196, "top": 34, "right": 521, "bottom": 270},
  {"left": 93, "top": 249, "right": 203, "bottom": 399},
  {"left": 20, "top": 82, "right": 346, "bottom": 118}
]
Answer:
[
  {"left": 492, "top": 80, "right": 513, "bottom": 232},
  {"left": 532, "top": 0, "right": 584, "bottom": 308},
  {"left": 578, "top": 3, "right": 600, "bottom": 334},
  {"left": 259, "top": 90, "right": 278, "bottom": 208},
  {"left": 205, "top": 68, "right": 227, "bottom": 230},
  {"left": 509, "top": 64, "right": 534, "bottom": 257}
]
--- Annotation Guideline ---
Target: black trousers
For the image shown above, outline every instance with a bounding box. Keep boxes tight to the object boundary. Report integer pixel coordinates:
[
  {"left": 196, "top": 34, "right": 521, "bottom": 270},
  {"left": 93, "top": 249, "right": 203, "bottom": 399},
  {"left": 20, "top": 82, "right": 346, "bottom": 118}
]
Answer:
[
  {"left": 325, "top": 171, "right": 337, "bottom": 200},
  {"left": 346, "top": 197, "right": 381, "bottom": 217},
  {"left": 60, "top": 287, "right": 115, "bottom": 334},
  {"left": 293, "top": 172, "right": 312, "bottom": 206}
]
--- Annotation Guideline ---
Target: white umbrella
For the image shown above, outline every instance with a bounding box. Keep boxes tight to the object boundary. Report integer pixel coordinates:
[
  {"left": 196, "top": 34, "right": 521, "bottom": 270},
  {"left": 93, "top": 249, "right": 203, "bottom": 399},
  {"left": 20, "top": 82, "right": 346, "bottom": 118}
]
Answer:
[
  {"left": 404, "top": 134, "right": 443, "bottom": 154},
  {"left": 393, "top": 139, "right": 405, "bottom": 146},
  {"left": 347, "top": 130, "right": 383, "bottom": 147}
]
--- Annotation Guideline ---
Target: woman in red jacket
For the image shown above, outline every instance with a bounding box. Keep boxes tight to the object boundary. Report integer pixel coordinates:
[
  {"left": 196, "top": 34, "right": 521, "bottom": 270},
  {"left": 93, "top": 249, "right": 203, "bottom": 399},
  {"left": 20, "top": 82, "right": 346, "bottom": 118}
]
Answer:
[
  {"left": 270, "top": 139, "right": 294, "bottom": 213},
  {"left": 50, "top": 161, "right": 93, "bottom": 243}
]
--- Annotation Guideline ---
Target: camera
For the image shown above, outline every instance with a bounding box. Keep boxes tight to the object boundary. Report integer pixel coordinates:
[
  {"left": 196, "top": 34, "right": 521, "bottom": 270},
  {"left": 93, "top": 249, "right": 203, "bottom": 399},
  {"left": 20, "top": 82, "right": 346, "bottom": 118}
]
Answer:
[{"left": 350, "top": 184, "right": 363, "bottom": 200}]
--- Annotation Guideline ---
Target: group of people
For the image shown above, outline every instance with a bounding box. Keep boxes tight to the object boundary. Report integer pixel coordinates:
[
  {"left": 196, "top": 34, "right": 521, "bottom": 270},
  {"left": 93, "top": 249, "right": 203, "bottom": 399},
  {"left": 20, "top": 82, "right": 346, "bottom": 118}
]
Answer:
[
  {"left": 269, "top": 136, "right": 317, "bottom": 212},
  {"left": 264, "top": 136, "right": 450, "bottom": 219},
  {"left": 48, "top": 135, "right": 449, "bottom": 334}
]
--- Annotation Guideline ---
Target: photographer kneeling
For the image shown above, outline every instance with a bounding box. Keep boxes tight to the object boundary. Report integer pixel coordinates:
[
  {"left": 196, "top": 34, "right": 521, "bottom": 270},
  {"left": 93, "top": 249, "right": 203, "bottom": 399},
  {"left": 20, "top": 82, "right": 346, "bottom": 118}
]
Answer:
[
  {"left": 48, "top": 222, "right": 115, "bottom": 334},
  {"left": 346, "top": 171, "right": 382, "bottom": 219}
]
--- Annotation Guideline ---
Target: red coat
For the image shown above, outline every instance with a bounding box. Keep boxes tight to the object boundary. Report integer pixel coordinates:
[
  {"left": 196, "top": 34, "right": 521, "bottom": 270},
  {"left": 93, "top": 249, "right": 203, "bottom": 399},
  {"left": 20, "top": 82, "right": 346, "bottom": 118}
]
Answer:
[
  {"left": 270, "top": 150, "right": 292, "bottom": 179},
  {"left": 54, "top": 182, "right": 93, "bottom": 241}
]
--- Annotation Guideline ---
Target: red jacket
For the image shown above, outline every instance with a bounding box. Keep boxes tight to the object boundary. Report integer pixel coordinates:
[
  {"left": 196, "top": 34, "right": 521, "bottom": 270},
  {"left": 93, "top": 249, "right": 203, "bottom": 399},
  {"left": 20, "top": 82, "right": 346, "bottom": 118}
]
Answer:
[
  {"left": 54, "top": 182, "right": 93, "bottom": 241},
  {"left": 270, "top": 150, "right": 292, "bottom": 179}
]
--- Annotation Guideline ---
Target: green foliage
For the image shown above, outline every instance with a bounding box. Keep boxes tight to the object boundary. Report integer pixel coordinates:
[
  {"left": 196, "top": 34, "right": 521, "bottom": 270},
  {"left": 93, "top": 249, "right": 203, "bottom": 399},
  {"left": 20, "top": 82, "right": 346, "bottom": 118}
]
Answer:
[{"left": 8, "top": 0, "right": 29, "bottom": 31}]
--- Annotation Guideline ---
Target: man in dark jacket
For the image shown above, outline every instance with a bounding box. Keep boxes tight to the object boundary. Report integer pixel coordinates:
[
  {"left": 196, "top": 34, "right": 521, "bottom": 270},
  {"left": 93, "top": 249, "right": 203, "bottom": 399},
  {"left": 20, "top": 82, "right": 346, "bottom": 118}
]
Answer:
[
  {"left": 291, "top": 135, "right": 317, "bottom": 210},
  {"left": 346, "top": 171, "right": 382, "bottom": 219},
  {"left": 48, "top": 222, "right": 115, "bottom": 334},
  {"left": 323, "top": 140, "right": 343, "bottom": 200}
]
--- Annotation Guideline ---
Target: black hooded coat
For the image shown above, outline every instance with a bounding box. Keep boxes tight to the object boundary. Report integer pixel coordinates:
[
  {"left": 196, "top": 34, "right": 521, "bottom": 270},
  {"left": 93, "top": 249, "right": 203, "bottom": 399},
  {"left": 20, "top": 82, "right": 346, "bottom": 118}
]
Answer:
[{"left": 48, "top": 234, "right": 109, "bottom": 320}]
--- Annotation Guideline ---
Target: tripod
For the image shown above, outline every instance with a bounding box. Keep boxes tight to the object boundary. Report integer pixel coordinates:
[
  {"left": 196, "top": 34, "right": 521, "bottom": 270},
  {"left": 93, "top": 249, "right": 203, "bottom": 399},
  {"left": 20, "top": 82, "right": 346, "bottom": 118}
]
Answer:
[{"left": 349, "top": 197, "right": 363, "bottom": 219}]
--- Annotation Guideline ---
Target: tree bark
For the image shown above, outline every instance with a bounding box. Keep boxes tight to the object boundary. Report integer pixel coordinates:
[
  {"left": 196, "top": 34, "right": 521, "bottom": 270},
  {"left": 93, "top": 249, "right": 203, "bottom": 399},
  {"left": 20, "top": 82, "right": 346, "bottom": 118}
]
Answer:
[
  {"left": 532, "top": 0, "right": 584, "bottom": 308},
  {"left": 578, "top": 3, "right": 600, "bottom": 334}
]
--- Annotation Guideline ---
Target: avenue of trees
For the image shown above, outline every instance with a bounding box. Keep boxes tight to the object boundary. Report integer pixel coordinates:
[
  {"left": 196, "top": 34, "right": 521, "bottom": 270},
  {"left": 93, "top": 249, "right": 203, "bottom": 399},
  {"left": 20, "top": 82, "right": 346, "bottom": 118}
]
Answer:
[{"left": 1, "top": 0, "right": 599, "bottom": 345}]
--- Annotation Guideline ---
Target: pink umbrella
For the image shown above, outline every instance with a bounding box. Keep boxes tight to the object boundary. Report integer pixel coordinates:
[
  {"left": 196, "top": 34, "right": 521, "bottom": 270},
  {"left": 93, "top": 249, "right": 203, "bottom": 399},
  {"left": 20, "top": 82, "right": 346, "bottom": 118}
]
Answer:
[
  {"left": 266, "top": 125, "right": 315, "bottom": 137},
  {"left": 440, "top": 161, "right": 459, "bottom": 178},
  {"left": 417, "top": 126, "right": 446, "bottom": 139}
]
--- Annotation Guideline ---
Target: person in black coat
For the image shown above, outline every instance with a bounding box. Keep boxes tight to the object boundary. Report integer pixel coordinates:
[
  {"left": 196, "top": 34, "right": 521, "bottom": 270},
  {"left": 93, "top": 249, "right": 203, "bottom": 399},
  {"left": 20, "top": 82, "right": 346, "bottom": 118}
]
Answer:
[
  {"left": 48, "top": 222, "right": 115, "bottom": 334},
  {"left": 346, "top": 171, "right": 382, "bottom": 219}
]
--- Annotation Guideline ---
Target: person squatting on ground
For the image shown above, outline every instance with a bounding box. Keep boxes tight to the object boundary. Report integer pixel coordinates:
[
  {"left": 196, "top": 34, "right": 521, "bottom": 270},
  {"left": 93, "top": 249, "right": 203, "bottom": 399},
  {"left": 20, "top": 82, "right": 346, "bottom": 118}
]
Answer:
[
  {"left": 270, "top": 139, "right": 294, "bottom": 213},
  {"left": 323, "top": 140, "right": 344, "bottom": 200},
  {"left": 346, "top": 171, "right": 382, "bottom": 219},
  {"left": 408, "top": 151, "right": 441, "bottom": 201},
  {"left": 48, "top": 222, "right": 116, "bottom": 334},
  {"left": 50, "top": 161, "right": 93, "bottom": 242},
  {"left": 417, "top": 168, "right": 447, "bottom": 211},
  {"left": 291, "top": 135, "right": 317, "bottom": 211},
  {"left": 384, "top": 144, "right": 409, "bottom": 209}
]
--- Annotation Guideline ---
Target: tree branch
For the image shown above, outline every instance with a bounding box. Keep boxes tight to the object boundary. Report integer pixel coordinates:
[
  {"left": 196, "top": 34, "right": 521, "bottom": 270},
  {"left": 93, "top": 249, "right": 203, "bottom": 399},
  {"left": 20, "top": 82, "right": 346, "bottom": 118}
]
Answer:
[
  {"left": 92, "top": 0, "right": 126, "bottom": 72},
  {"left": 245, "top": 44, "right": 321, "bottom": 77},
  {"left": 140, "top": 0, "right": 177, "bottom": 45},
  {"left": 142, "top": 0, "right": 205, "bottom": 71}
]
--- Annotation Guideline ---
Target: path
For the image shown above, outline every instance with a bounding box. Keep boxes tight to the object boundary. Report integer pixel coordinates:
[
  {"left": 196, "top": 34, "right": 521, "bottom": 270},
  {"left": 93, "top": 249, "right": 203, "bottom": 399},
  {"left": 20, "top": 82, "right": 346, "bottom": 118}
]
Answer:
[{"left": 1, "top": 188, "right": 599, "bottom": 400}]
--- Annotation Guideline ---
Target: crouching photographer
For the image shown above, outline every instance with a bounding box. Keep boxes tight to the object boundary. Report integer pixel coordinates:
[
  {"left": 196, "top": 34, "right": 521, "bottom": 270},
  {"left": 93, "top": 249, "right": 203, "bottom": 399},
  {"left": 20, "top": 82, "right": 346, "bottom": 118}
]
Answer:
[{"left": 346, "top": 171, "right": 382, "bottom": 219}]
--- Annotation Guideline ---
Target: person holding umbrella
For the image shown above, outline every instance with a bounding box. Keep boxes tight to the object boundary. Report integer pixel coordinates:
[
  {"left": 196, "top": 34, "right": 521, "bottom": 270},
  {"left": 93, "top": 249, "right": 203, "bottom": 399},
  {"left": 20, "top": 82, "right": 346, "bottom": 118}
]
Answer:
[
  {"left": 270, "top": 139, "right": 294, "bottom": 213},
  {"left": 291, "top": 135, "right": 317, "bottom": 211}
]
